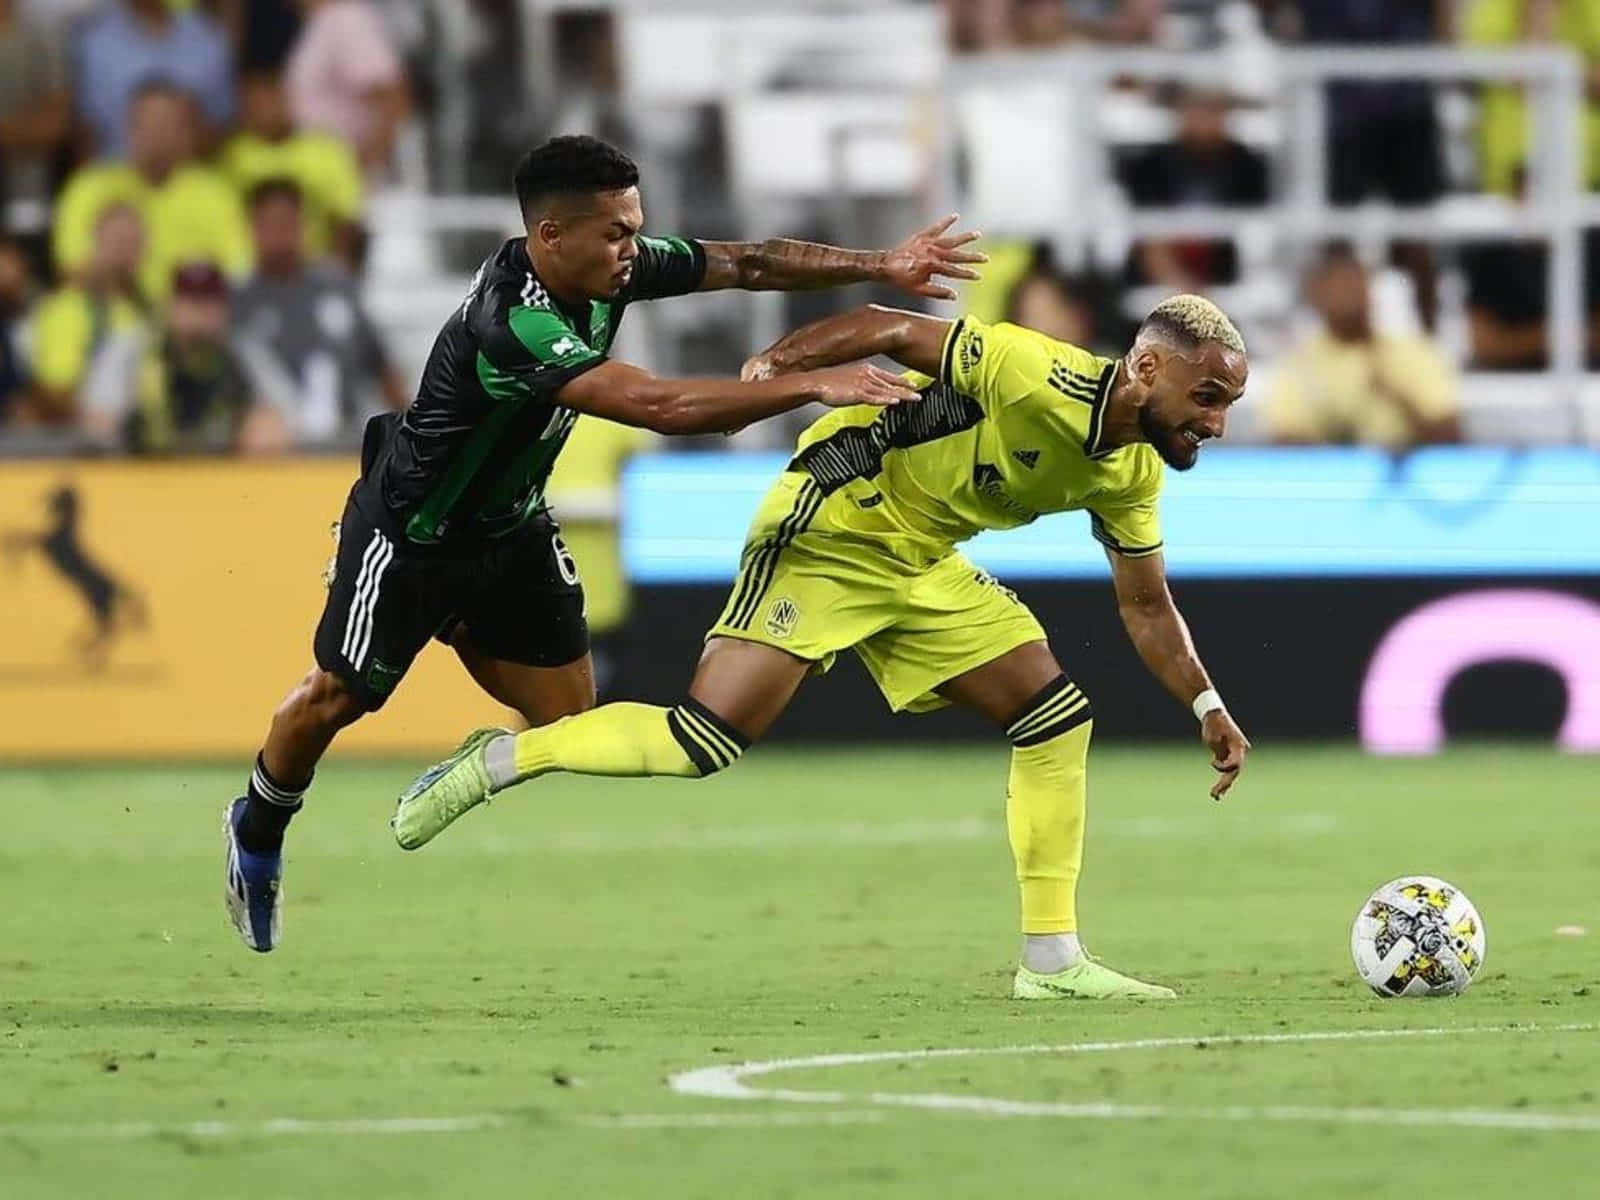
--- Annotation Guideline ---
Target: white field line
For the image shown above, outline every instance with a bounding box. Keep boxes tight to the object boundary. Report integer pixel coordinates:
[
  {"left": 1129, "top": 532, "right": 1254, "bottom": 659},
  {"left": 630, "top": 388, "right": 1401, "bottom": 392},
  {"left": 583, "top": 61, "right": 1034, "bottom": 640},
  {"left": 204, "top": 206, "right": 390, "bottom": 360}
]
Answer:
[
  {"left": 599, "top": 1101, "right": 1600, "bottom": 1134},
  {"left": 6, "top": 1026, "right": 1595, "bottom": 1141},
  {"left": 668, "top": 1023, "right": 1600, "bottom": 1134},
  {"left": 583, "top": 1110, "right": 889, "bottom": 1130}
]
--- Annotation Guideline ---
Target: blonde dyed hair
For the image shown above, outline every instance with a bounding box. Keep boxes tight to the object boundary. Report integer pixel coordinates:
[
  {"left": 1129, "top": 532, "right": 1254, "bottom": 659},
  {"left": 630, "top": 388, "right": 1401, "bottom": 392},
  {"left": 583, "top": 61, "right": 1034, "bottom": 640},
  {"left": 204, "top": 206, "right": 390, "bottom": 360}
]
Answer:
[{"left": 1140, "top": 294, "right": 1246, "bottom": 356}]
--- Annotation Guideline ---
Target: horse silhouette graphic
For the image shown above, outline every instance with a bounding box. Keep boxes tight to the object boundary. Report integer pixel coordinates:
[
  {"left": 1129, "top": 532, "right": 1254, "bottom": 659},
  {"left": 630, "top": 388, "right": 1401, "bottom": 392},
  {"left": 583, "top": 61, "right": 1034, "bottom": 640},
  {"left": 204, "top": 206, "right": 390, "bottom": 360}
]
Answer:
[{"left": 4, "top": 485, "right": 147, "bottom": 664}]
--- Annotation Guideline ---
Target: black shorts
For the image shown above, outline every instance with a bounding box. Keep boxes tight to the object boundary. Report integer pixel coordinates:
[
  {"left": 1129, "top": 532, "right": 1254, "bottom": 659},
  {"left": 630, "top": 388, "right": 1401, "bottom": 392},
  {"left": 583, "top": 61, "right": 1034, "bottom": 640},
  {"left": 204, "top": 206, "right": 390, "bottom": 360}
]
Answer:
[{"left": 313, "top": 492, "right": 588, "bottom": 710}]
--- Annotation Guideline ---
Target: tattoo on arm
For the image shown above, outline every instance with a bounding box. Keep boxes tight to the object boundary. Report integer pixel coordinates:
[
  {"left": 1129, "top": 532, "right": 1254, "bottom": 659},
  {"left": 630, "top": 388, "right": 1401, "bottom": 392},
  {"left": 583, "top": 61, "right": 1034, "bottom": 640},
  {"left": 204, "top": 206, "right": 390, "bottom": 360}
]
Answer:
[{"left": 700, "top": 239, "right": 887, "bottom": 292}]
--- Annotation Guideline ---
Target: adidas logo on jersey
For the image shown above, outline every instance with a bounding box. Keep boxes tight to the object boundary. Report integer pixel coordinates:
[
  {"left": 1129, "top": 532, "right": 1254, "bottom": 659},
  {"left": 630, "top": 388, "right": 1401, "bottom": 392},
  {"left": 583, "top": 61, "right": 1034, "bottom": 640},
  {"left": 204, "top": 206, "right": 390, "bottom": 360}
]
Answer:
[{"left": 1012, "top": 449, "right": 1040, "bottom": 470}]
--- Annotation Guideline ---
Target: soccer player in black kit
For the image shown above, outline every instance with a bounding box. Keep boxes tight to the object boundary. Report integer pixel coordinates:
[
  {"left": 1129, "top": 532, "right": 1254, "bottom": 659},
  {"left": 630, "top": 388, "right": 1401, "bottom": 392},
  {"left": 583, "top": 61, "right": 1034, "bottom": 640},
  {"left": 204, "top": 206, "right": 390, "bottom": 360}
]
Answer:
[{"left": 224, "top": 135, "right": 985, "bottom": 951}]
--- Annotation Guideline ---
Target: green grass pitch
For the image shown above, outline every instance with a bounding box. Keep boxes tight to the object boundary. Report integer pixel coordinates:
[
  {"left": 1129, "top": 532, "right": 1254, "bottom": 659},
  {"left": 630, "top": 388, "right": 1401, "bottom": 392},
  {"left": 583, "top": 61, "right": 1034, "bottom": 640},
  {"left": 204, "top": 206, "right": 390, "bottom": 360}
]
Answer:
[{"left": 2, "top": 745, "right": 1597, "bottom": 1198}]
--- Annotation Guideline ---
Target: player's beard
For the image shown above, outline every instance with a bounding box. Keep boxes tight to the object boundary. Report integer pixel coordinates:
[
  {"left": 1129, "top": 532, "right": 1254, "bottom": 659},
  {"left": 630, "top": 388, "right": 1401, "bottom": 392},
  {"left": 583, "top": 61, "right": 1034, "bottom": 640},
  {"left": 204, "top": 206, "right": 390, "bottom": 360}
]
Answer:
[{"left": 1137, "top": 405, "right": 1199, "bottom": 471}]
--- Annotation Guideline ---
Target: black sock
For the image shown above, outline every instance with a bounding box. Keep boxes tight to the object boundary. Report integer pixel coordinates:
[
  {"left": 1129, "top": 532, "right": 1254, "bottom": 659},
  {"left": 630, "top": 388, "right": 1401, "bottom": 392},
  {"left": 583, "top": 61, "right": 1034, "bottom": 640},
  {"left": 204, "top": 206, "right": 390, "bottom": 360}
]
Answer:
[{"left": 237, "top": 753, "right": 307, "bottom": 854}]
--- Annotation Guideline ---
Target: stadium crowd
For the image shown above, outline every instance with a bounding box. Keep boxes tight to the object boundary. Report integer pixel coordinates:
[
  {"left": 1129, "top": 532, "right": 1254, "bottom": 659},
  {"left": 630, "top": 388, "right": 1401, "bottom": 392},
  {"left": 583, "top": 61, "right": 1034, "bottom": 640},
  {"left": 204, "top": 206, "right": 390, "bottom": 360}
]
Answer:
[
  {"left": 0, "top": 0, "right": 409, "bottom": 453},
  {"left": 0, "top": 0, "right": 1597, "bottom": 454}
]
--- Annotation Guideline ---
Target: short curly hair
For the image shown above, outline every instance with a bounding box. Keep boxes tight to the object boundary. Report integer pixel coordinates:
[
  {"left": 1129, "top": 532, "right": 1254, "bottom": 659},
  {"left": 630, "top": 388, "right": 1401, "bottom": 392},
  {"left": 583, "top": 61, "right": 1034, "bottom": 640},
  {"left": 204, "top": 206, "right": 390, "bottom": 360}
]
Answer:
[
  {"left": 1139, "top": 294, "right": 1246, "bottom": 356},
  {"left": 514, "top": 135, "right": 639, "bottom": 221}
]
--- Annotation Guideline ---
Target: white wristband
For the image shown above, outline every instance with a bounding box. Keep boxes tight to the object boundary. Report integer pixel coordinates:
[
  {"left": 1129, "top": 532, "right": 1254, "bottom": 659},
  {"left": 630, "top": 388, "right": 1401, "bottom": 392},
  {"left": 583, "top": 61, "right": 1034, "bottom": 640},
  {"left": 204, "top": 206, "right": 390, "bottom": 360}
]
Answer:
[{"left": 1191, "top": 688, "right": 1225, "bottom": 722}]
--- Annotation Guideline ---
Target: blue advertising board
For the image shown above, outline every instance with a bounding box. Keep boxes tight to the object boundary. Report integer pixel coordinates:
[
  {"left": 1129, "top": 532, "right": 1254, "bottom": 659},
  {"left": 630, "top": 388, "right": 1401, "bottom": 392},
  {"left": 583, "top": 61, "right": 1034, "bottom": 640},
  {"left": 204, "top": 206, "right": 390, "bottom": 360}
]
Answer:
[{"left": 621, "top": 446, "right": 1600, "bottom": 583}]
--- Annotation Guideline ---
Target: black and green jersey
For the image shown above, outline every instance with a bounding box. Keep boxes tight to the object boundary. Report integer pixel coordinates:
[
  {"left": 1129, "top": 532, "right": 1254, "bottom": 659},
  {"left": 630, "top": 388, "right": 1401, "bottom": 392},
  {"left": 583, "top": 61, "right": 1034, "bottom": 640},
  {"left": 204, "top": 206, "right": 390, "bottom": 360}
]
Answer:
[{"left": 359, "top": 234, "right": 705, "bottom": 544}]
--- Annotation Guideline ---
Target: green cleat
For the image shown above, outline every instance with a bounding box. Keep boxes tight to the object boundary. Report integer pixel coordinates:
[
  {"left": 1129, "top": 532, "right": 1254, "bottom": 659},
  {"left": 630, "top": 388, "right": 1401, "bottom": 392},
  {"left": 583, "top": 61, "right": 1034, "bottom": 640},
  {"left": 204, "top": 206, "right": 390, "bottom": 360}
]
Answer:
[
  {"left": 1012, "top": 955, "right": 1177, "bottom": 1000},
  {"left": 392, "top": 727, "right": 509, "bottom": 851}
]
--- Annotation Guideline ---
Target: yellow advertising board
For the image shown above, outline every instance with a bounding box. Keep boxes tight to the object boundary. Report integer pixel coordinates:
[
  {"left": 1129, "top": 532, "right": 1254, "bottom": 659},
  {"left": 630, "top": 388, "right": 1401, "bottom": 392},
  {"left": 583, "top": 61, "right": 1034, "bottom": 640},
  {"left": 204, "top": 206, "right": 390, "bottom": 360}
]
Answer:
[{"left": 1, "top": 459, "right": 511, "bottom": 759}]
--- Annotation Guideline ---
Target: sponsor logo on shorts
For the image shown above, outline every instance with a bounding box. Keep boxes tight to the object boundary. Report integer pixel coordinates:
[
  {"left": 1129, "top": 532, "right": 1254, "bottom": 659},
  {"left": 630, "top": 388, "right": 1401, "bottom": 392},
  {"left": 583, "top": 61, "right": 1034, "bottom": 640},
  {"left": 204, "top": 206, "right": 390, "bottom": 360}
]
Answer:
[
  {"left": 973, "top": 570, "right": 1021, "bottom": 604},
  {"left": 765, "top": 597, "right": 800, "bottom": 640},
  {"left": 366, "top": 658, "right": 403, "bottom": 696}
]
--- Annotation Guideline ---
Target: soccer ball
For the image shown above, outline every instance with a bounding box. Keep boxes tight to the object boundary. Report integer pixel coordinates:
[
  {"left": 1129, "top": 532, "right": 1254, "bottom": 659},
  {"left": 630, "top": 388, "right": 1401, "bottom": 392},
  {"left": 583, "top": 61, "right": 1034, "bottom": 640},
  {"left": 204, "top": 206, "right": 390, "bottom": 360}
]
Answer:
[{"left": 1351, "top": 876, "right": 1486, "bottom": 998}]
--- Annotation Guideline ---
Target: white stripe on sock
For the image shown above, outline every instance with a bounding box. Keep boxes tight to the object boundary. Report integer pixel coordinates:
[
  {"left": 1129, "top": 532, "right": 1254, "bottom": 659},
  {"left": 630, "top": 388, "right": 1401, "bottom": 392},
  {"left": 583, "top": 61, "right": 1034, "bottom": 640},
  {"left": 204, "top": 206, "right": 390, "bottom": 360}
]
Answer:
[{"left": 250, "top": 766, "right": 303, "bottom": 807}]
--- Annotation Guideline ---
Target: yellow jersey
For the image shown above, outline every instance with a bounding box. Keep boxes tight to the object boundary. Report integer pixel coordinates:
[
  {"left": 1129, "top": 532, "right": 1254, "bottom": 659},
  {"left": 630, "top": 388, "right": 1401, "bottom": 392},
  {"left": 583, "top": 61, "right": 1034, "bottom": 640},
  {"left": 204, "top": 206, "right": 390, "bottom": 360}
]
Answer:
[
  {"left": 220, "top": 131, "right": 364, "bottom": 257},
  {"left": 53, "top": 163, "right": 252, "bottom": 302},
  {"left": 787, "top": 314, "right": 1164, "bottom": 561},
  {"left": 30, "top": 285, "right": 145, "bottom": 394}
]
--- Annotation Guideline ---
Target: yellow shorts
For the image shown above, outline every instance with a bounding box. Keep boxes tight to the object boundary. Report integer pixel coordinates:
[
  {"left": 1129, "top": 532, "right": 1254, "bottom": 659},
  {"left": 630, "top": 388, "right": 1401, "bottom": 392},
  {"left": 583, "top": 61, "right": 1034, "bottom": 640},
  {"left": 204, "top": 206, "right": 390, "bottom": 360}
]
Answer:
[{"left": 707, "top": 472, "right": 1046, "bottom": 713}]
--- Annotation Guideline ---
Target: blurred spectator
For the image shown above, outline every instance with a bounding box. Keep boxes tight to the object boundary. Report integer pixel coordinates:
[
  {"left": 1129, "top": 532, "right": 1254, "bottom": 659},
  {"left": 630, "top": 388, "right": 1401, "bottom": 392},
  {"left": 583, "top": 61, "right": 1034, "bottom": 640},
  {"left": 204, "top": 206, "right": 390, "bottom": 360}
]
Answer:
[
  {"left": 1060, "top": 0, "right": 1164, "bottom": 43},
  {"left": 1293, "top": 1, "right": 1449, "bottom": 207},
  {"left": 0, "top": 233, "right": 33, "bottom": 426},
  {"left": 1293, "top": 1, "right": 1447, "bottom": 330},
  {"left": 945, "top": 0, "right": 1013, "bottom": 52},
  {"left": 1008, "top": 265, "right": 1098, "bottom": 344},
  {"left": 1466, "top": 0, "right": 1600, "bottom": 194},
  {"left": 1117, "top": 86, "right": 1268, "bottom": 287},
  {"left": 285, "top": 0, "right": 410, "bottom": 175},
  {"left": 945, "top": 0, "right": 1163, "bottom": 51},
  {"left": 545, "top": 416, "right": 653, "bottom": 699},
  {"left": 54, "top": 79, "right": 251, "bottom": 304},
  {"left": 1003, "top": 252, "right": 1129, "bottom": 355},
  {"left": 29, "top": 203, "right": 146, "bottom": 423},
  {"left": 545, "top": 8, "right": 625, "bottom": 143},
  {"left": 81, "top": 261, "right": 293, "bottom": 456},
  {"left": 222, "top": 69, "right": 365, "bottom": 269},
  {"left": 223, "top": 0, "right": 304, "bottom": 72},
  {"left": 1458, "top": 177, "right": 1600, "bottom": 369},
  {"left": 0, "top": 0, "right": 70, "bottom": 211},
  {"left": 1014, "top": 0, "right": 1073, "bottom": 45},
  {"left": 72, "top": 0, "right": 233, "bottom": 158},
  {"left": 1268, "top": 244, "right": 1460, "bottom": 447},
  {"left": 232, "top": 178, "right": 405, "bottom": 444}
]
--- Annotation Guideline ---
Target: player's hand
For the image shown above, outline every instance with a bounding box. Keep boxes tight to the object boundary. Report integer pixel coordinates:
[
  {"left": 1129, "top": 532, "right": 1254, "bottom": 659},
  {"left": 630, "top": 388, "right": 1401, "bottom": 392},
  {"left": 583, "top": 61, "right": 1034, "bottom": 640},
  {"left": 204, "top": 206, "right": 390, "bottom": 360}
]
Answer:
[
  {"left": 809, "top": 363, "right": 921, "bottom": 409},
  {"left": 883, "top": 214, "right": 987, "bottom": 302},
  {"left": 741, "top": 353, "right": 779, "bottom": 383},
  {"left": 1202, "top": 709, "right": 1250, "bottom": 800}
]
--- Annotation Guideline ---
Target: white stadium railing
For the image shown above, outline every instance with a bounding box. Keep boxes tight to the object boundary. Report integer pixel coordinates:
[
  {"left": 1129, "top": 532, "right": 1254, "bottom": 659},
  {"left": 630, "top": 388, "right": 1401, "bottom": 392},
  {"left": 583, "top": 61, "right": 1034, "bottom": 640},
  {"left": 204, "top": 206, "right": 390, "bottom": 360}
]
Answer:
[
  {"left": 942, "top": 44, "right": 1593, "bottom": 442},
  {"left": 323, "top": 17, "right": 1600, "bottom": 448}
]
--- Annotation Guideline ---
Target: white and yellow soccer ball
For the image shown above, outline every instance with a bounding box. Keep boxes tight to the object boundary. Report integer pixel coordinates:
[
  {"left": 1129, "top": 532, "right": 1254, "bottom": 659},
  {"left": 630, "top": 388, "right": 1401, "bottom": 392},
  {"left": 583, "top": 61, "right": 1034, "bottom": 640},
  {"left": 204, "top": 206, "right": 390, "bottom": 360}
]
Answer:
[{"left": 1351, "top": 876, "right": 1486, "bottom": 997}]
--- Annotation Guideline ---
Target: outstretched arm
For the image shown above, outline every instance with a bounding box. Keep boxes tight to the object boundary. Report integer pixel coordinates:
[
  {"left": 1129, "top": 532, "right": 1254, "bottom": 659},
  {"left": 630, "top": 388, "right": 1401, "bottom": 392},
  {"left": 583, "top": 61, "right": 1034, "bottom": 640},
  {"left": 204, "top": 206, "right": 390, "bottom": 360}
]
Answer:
[
  {"left": 1107, "top": 548, "right": 1250, "bottom": 799},
  {"left": 742, "top": 304, "right": 953, "bottom": 380},
  {"left": 553, "top": 358, "right": 917, "bottom": 437},
  {"left": 699, "top": 215, "right": 985, "bottom": 300}
]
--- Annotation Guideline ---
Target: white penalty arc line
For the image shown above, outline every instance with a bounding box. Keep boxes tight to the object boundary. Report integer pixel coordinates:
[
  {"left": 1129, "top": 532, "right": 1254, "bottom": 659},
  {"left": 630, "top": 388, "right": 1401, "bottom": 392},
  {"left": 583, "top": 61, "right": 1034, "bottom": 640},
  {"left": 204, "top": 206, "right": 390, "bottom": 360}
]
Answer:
[
  {"left": 669, "top": 1022, "right": 1600, "bottom": 1134},
  {"left": 583, "top": 1110, "right": 891, "bottom": 1130},
  {"left": 8, "top": 1025, "right": 1593, "bottom": 1141}
]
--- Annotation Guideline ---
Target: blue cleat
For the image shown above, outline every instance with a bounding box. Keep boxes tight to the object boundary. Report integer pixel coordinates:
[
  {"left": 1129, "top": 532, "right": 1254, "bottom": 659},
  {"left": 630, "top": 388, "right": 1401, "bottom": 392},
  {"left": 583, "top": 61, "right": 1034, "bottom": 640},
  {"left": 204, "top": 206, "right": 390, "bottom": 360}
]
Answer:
[{"left": 224, "top": 798, "right": 282, "bottom": 952}]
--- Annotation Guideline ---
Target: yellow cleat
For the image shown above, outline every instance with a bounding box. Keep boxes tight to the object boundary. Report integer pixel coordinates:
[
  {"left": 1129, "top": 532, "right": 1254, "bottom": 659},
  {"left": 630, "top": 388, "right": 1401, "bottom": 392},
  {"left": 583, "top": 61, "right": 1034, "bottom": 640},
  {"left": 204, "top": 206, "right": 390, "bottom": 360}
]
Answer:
[{"left": 1012, "top": 956, "right": 1176, "bottom": 1000}]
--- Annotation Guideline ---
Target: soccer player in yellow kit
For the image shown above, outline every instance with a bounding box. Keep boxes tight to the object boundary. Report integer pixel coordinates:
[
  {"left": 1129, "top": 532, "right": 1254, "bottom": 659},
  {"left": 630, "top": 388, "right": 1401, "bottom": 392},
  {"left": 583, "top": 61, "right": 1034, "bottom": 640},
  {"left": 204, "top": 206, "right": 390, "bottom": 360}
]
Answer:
[{"left": 396, "top": 294, "right": 1252, "bottom": 999}]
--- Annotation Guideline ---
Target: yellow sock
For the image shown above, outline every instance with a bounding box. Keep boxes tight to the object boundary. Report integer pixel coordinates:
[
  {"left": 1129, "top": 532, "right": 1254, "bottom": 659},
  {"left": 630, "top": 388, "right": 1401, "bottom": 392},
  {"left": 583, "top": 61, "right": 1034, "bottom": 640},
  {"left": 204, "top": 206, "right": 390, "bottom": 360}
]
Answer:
[
  {"left": 1003, "top": 675, "right": 1093, "bottom": 935},
  {"left": 506, "top": 700, "right": 748, "bottom": 783}
]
